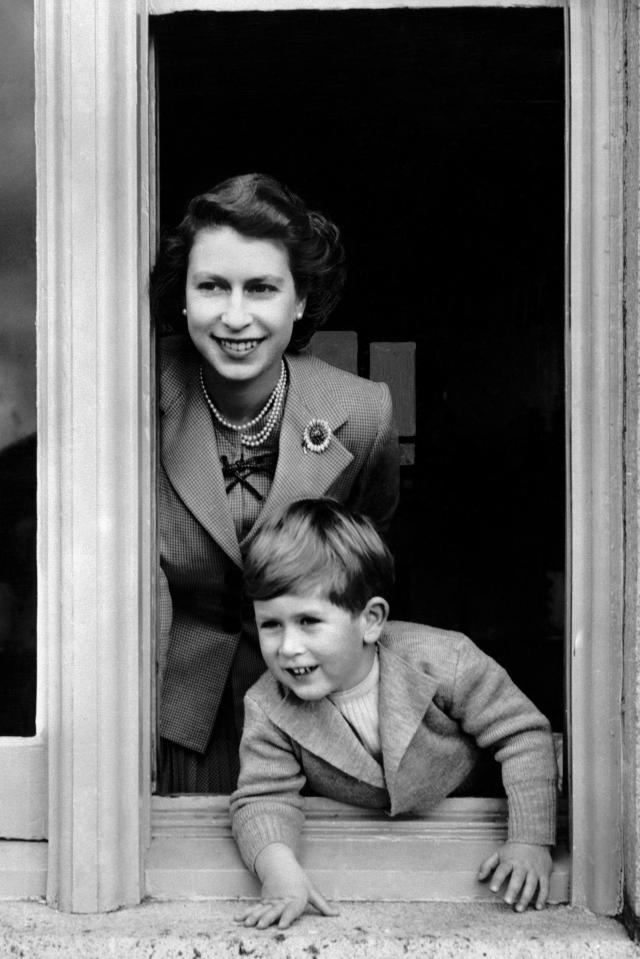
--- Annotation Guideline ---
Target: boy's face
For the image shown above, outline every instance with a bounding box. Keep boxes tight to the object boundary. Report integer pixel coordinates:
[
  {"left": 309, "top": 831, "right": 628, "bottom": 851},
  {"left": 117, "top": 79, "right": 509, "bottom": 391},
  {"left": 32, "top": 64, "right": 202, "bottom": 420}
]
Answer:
[{"left": 254, "top": 588, "right": 383, "bottom": 701}]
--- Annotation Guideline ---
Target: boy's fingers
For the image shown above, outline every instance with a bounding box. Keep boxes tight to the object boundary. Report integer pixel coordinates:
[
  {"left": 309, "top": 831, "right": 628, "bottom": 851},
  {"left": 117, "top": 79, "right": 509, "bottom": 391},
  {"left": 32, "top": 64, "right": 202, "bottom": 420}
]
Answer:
[
  {"left": 233, "top": 902, "right": 265, "bottom": 922},
  {"left": 238, "top": 911, "right": 265, "bottom": 927},
  {"left": 309, "top": 887, "right": 340, "bottom": 917},
  {"left": 477, "top": 852, "right": 500, "bottom": 881},
  {"left": 236, "top": 900, "right": 287, "bottom": 928},
  {"left": 489, "top": 862, "right": 511, "bottom": 893},
  {"left": 256, "top": 904, "right": 286, "bottom": 929},
  {"left": 277, "top": 901, "right": 305, "bottom": 929},
  {"left": 503, "top": 867, "right": 526, "bottom": 906},
  {"left": 234, "top": 904, "right": 266, "bottom": 925},
  {"left": 535, "top": 873, "right": 550, "bottom": 910},
  {"left": 243, "top": 907, "right": 275, "bottom": 927},
  {"left": 515, "top": 872, "right": 539, "bottom": 912}
]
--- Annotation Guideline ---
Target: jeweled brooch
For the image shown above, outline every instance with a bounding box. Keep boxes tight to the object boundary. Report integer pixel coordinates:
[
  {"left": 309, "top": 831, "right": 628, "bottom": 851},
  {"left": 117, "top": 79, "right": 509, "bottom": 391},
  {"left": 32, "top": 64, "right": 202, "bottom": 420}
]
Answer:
[{"left": 302, "top": 418, "right": 332, "bottom": 454}]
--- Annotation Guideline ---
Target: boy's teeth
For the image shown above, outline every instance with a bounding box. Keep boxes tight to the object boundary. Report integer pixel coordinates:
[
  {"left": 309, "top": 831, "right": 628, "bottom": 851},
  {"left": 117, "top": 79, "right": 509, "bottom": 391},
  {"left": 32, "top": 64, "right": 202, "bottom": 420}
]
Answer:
[{"left": 290, "top": 666, "right": 316, "bottom": 676}]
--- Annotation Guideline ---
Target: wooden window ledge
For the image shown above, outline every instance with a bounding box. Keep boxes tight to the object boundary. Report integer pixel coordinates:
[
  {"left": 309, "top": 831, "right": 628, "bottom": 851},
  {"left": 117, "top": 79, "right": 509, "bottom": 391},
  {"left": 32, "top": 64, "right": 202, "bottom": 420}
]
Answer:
[{"left": 148, "top": 796, "right": 569, "bottom": 902}]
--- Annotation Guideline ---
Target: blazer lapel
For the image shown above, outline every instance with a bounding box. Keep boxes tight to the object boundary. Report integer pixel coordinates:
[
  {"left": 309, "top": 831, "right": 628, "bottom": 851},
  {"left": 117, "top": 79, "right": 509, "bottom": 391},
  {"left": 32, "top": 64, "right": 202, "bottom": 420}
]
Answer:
[
  {"left": 378, "top": 641, "right": 440, "bottom": 805},
  {"left": 162, "top": 350, "right": 355, "bottom": 564},
  {"left": 162, "top": 356, "right": 242, "bottom": 567},
  {"left": 269, "top": 690, "right": 386, "bottom": 789},
  {"left": 243, "top": 354, "right": 354, "bottom": 545}
]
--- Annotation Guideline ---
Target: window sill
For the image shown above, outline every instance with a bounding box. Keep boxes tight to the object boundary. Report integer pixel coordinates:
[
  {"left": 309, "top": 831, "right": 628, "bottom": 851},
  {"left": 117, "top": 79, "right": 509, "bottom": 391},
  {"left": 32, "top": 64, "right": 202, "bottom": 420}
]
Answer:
[
  {"left": 0, "top": 841, "right": 47, "bottom": 900},
  {"left": 2, "top": 900, "right": 638, "bottom": 959},
  {"left": 148, "top": 796, "right": 569, "bottom": 902}
]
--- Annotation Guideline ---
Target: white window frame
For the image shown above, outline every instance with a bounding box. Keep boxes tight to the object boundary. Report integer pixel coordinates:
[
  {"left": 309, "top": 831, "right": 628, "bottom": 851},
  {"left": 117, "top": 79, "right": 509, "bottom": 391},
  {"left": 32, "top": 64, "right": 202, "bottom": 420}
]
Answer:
[{"left": 0, "top": 0, "right": 631, "bottom": 917}]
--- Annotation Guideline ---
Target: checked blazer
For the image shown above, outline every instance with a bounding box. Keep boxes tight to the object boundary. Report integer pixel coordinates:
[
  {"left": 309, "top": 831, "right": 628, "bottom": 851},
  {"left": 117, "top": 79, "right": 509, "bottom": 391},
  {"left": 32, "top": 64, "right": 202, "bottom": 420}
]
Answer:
[{"left": 158, "top": 336, "right": 400, "bottom": 754}]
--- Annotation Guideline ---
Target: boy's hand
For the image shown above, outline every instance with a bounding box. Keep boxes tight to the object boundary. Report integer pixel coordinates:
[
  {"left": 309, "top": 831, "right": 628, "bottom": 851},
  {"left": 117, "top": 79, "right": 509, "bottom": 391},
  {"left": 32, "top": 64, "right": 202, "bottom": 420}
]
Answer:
[
  {"left": 477, "top": 841, "right": 553, "bottom": 912},
  {"left": 234, "top": 842, "right": 339, "bottom": 929}
]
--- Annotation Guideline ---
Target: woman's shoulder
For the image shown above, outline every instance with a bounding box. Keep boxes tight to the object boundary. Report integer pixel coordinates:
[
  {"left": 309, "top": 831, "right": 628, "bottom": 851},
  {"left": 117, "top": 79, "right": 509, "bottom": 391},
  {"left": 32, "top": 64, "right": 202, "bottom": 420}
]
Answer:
[
  {"left": 287, "top": 351, "right": 390, "bottom": 410},
  {"left": 160, "top": 333, "right": 193, "bottom": 367},
  {"left": 159, "top": 335, "right": 198, "bottom": 410}
]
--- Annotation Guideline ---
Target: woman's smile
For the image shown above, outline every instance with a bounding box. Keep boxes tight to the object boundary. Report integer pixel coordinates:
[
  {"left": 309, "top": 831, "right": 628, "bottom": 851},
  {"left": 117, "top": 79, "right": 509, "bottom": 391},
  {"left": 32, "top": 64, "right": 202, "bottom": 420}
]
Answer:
[
  {"left": 185, "top": 226, "right": 305, "bottom": 405},
  {"left": 212, "top": 335, "right": 267, "bottom": 356}
]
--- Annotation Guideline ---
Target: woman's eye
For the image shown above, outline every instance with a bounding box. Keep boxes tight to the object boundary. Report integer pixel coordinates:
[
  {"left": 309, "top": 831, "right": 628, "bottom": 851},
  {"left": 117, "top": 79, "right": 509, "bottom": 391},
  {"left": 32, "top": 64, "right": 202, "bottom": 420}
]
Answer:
[
  {"left": 197, "top": 280, "right": 223, "bottom": 292},
  {"left": 247, "top": 283, "right": 277, "bottom": 295}
]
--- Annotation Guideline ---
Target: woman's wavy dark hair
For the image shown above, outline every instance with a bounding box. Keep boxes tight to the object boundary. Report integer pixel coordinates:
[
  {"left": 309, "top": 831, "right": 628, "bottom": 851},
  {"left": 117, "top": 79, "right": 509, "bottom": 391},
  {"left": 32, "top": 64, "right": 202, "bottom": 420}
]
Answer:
[{"left": 149, "top": 173, "right": 346, "bottom": 352}]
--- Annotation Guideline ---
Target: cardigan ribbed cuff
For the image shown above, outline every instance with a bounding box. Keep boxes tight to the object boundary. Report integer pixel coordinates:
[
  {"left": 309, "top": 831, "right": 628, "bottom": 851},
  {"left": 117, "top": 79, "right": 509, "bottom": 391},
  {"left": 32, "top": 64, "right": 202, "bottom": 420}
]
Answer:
[
  {"left": 506, "top": 778, "right": 557, "bottom": 846},
  {"left": 231, "top": 804, "right": 305, "bottom": 873}
]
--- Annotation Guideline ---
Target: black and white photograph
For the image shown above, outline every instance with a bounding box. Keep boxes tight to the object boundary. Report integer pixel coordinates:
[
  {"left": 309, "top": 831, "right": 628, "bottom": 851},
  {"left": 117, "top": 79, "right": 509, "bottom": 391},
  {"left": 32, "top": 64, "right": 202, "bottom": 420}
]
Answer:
[{"left": 0, "top": 1, "right": 639, "bottom": 956}]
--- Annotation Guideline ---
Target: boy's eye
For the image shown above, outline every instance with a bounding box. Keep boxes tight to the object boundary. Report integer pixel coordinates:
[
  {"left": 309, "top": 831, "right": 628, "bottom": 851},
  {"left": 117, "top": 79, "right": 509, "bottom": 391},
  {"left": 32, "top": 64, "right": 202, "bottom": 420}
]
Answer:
[
  {"left": 259, "top": 619, "right": 280, "bottom": 631},
  {"left": 300, "top": 616, "right": 320, "bottom": 626}
]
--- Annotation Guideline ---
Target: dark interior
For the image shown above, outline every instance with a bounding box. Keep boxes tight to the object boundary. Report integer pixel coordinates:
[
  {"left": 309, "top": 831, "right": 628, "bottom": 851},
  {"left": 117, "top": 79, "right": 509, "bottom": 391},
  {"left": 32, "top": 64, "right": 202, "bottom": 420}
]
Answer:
[{"left": 154, "top": 8, "right": 565, "bottom": 732}]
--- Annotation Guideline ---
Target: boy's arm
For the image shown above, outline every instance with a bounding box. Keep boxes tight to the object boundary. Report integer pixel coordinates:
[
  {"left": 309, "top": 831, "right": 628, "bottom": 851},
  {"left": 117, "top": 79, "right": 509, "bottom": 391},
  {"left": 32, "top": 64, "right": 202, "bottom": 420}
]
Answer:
[
  {"left": 449, "top": 635, "right": 557, "bottom": 844},
  {"left": 230, "top": 696, "right": 307, "bottom": 871},
  {"left": 448, "top": 636, "right": 557, "bottom": 909},
  {"left": 230, "top": 695, "right": 337, "bottom": 927}
]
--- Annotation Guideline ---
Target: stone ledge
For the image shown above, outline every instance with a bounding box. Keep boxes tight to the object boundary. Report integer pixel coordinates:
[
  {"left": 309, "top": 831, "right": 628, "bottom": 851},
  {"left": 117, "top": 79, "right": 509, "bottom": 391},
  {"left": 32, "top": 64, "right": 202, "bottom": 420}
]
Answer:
[{"left": 0, "top": 900, "right": 637, "bottom": 959}]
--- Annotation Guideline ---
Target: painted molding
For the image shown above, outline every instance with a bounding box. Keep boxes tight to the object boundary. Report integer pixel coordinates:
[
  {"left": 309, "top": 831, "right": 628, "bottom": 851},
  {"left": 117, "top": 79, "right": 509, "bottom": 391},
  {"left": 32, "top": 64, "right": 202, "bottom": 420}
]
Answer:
[
  {"left": 152, "top": 795, "right": 568, "bottom": 841},
  {"left": 0, "top": 842, "right": 47, "bottom": 901},
  {"left": 622, "top": 0, "right": 640, "bottom": 936},
  {"left": 150, "top": 0, "right": 563, "bottom": 12},
  {"left": 0, "top": 740, "right": 46, "bottom": 841},
  {"left": 35, "top": 0, "right": 144, "bottom": 912},
  {"left": 148, "top": 797, "right": 570, "bottom": 902},
  {"left": 567, "top": 0, "right": 625, "bottom": 915}
]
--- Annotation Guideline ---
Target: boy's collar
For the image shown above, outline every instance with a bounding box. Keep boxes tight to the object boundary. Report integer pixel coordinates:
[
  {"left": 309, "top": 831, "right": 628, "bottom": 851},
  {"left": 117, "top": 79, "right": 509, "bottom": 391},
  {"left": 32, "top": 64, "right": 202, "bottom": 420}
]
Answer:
[
  {"left": 268, "top": 687, "right": 386, "bottom": 789},
  {"left": 328, "top": 646, "right": 379, "bottom": 704},
  {"left": 261, "top": 639, "right": 440, "bottom": 794}
]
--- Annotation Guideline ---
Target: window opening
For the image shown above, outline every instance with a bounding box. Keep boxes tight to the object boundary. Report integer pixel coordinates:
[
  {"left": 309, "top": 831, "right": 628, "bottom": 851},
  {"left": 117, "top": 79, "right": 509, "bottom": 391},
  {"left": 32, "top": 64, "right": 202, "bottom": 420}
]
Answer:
[{"left": 153, "top": 6, "right": 565, "bottom": 794}]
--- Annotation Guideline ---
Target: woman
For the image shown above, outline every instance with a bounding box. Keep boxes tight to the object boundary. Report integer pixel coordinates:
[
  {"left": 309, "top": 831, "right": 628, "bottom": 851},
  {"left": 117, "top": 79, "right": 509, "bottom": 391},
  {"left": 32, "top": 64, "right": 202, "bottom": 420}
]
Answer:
[{"left": 151, "top": 173, "right": 399, "bottom": 793}]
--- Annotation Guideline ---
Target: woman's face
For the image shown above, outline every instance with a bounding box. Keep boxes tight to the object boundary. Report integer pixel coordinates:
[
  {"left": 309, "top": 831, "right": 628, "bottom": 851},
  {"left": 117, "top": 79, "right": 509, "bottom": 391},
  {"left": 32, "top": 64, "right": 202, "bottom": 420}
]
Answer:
[{"left": 185, "top": 225, "right": 305, "bottom": 394}]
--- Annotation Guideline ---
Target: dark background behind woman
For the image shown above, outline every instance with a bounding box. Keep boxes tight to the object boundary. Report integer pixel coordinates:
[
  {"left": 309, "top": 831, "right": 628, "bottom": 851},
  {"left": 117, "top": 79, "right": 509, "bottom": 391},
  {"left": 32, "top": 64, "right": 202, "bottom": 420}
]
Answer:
[{"left": 154, "top": 8, "right": 565, "bottom": 732}]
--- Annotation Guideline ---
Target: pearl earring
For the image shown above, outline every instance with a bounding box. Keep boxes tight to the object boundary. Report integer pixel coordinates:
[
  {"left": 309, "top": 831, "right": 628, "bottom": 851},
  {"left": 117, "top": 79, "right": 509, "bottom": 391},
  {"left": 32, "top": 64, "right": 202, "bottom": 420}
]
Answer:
[{"left": 182, "top": 307, "right": 187, "bottom": 316}]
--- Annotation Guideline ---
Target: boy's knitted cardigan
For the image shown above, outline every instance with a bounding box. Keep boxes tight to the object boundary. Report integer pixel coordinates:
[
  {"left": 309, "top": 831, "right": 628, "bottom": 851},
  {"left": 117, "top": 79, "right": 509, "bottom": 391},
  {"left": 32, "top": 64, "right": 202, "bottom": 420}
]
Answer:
[{"left": 230, "top": 623, "right": 558, "bottom": 871}]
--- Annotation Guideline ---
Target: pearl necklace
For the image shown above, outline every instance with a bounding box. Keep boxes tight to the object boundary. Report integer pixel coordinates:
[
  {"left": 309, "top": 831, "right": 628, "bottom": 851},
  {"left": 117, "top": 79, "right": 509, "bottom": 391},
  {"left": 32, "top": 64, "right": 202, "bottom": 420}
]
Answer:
[{"left": 199, "top": 361, "right": 287, "bottom": 448}]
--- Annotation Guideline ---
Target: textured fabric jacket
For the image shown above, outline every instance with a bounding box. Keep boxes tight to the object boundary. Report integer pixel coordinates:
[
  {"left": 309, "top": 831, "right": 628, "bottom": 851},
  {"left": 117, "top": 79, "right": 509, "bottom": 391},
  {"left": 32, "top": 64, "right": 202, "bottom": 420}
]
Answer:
[
  {"left": 230, "top": 624, "right": 558, "bottom": 870},
  {"left": 158, "top": 337, "right": 400, "bottom": 753}
]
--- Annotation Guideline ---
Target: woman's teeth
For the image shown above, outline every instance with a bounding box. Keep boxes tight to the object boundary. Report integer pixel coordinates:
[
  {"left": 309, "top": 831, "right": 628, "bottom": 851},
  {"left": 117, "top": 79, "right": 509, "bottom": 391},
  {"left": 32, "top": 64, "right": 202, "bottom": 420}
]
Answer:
[{"left": 217, "top": 338, "right": 262, "bottom": 353}]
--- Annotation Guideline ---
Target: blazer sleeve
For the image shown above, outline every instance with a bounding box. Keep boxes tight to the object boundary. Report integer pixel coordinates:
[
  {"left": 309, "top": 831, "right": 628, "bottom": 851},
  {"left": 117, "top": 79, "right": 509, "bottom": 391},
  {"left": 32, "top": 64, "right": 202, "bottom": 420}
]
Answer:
[
  {"left": 448, "top": 636, "right": 557, "bottom": 845},
  {"left": 230, "top": 695, "right": 307, "bottom": 872},
  {"left": 349, "top": 381, "right": 400, "bottom": 534}
]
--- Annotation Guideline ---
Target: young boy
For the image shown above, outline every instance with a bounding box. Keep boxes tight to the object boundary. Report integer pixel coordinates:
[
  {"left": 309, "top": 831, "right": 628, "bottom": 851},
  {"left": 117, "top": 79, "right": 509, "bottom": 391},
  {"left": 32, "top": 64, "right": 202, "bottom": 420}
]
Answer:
[{"left": 230, "top": 499, "right": 557, "bottom": 929}]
